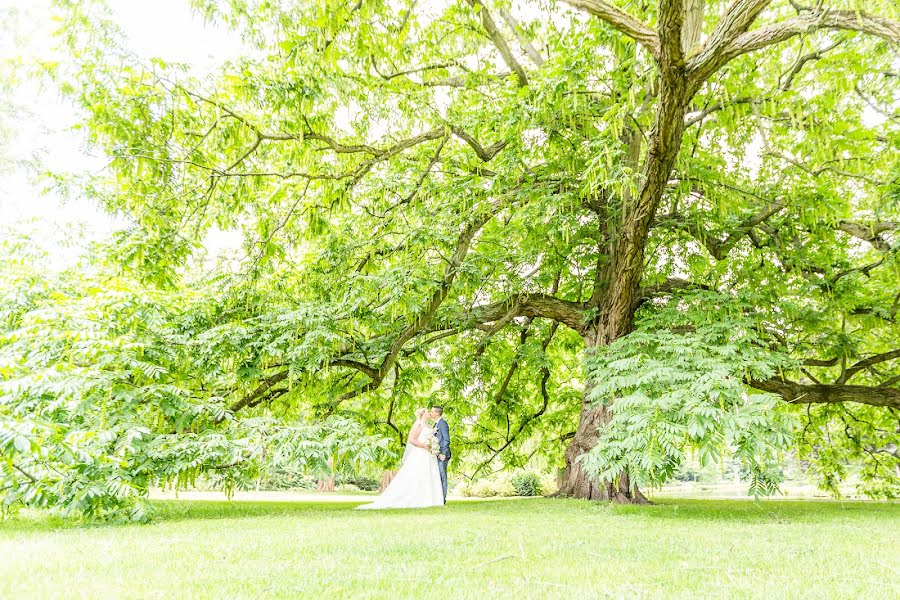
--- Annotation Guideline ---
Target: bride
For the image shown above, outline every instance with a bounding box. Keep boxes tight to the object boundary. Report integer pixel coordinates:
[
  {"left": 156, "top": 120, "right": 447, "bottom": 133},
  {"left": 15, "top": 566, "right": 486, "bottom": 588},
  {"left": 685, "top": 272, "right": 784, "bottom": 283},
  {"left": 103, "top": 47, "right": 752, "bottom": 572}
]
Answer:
[{"left": 355, "top": 408, "right": 444, "bottom": 509}]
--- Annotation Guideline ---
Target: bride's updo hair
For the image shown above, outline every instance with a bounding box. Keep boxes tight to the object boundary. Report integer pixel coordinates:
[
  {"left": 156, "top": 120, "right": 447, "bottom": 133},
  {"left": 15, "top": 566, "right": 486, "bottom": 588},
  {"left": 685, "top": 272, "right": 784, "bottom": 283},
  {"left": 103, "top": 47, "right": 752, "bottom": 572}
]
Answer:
[{"left": 414, "top": 407, "right": 427, "bottom": 419}]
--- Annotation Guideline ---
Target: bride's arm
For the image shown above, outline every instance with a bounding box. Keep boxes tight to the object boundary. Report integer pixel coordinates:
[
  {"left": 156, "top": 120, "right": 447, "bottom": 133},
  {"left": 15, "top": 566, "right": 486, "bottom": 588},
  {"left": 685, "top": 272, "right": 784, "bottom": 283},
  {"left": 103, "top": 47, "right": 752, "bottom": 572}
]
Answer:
[{"left": 407, "top": 423, "right": 428, "bottom": 448}]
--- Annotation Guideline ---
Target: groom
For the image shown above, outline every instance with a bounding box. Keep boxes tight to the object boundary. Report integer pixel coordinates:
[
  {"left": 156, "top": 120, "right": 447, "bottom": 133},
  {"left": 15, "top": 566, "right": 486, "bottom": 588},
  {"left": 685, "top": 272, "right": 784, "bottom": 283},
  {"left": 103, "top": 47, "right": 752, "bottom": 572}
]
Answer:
[{"left": 430, "top": 405, "right": 451, "bottom": 504}]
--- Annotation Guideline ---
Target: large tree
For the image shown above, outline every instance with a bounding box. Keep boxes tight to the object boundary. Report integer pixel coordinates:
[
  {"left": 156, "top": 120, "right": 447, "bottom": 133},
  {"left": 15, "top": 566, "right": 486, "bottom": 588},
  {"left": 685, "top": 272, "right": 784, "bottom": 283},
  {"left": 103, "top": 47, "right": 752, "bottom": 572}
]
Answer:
[{"left": 9, "top": 0, "right": 898, "bottom": 508}]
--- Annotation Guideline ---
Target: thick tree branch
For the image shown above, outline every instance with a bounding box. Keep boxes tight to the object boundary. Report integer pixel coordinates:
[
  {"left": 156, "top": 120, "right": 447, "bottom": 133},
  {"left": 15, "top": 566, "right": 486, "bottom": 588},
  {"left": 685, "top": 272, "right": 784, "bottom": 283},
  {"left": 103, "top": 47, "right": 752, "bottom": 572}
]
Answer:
[
  {"left": 804, "top": 356, "right": 841, "bottom": 367},
  {"left": 462, "top": 293, "right": 589, "bottom": 334},
  {"left": 836, "top": 220, "right": 897, "bottom": 253},
  {"left": 837, "top": 349, "right": 900, "bottom": 385},
  {"left": 634, "top": 277, "right": 712, "bottom": 310},
  {"left": 466, "top": 0, "right": 529, "bottom": 86},
  {"left": 658, "top": 0, "right": 687, "bottom": 68},
  {"left": 693, "top": 0, "right": 773, "bottom": 66},
  {"left": 498, "top": 6, "right": 544, "bottom": 66},
  {"left": 450, "top": 126, "right": 508, "bottom": 161},
  {"left": 560, "top": 0, "right": 660, "bottom": 60},
  {"left": 691, "top": 7, "right": 900, "bottom": 83},
  {"left": 329, "top": 359, "right": 381, "bottom": 380},
  {"left": 749, "top": 377, "right": 900, "bottom": 409}
]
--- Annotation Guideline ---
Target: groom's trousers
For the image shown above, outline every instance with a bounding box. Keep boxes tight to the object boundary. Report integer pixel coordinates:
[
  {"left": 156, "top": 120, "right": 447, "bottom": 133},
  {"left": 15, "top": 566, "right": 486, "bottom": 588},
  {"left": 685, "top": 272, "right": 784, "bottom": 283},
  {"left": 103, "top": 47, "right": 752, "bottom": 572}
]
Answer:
[{"left": 438, "top": 458, "right": 449, "bottom": 503}]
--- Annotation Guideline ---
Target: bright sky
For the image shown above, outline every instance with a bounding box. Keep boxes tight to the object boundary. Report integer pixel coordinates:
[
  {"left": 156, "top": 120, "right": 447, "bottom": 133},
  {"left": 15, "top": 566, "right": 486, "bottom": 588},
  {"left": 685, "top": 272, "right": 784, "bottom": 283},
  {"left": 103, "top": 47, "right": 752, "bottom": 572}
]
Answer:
[{"left": 0, "top": 0, "right": 244, "bottom": 251}]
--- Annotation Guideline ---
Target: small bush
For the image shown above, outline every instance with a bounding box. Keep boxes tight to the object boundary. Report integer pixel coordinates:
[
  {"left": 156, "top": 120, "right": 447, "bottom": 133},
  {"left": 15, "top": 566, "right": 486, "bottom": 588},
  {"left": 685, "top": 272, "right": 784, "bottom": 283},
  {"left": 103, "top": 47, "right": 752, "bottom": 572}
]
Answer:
[
  {"left": 255, "top": 469, "right": 316, "bottom": 491},
  {"left": 540, "top": 473, "right": 559, "bottom": 496},
  {"left": 511, "top": 473, "right": 542, "bottom": 497},
  {"left": 461, "top": 478, "right": 515, "bottom": 498},
  {"left": 341, "top": 475, "right": 380, "bottom": 491}
]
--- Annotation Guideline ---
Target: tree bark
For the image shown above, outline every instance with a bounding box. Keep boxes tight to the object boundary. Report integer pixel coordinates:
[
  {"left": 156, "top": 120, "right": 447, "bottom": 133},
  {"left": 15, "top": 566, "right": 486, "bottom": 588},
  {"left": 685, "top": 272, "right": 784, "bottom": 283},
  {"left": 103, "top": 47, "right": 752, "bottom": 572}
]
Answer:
[
  {"left": 316, "top": 476, "right": 335, "bottom": 493},
  {"left": 556, "top": 328, "right": 652, "bottom": 504},
  {"left": 316, "top": 457, "right": 335, "bottom": 492},
  {"left": 379, "top": 469, "right": 396, "bottom": 491}
]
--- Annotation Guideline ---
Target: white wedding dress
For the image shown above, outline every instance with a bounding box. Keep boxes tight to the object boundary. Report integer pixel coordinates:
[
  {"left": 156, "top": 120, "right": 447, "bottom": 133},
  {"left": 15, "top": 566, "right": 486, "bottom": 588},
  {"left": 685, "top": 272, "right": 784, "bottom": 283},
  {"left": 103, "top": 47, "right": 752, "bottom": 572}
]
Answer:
[{"left": 356, "top": 424, "right": 444, "bottom": 510}]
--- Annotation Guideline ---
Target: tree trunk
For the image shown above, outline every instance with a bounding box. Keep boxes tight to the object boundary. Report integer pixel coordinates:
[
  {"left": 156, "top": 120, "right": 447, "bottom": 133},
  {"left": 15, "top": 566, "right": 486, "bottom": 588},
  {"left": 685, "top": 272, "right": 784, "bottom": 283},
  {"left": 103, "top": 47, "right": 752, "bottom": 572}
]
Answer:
[
  {"left": 557, "top": 327, "right": 651, "bottom": 504},
  {"left": 379, "top": 469, "right": 396, "bottom": 491},
  {"left": 316, "top": 457, "right": 335, "bottom": 492},
  {"left": 558, "top": 34, "right": 691, "bottom": 503}
]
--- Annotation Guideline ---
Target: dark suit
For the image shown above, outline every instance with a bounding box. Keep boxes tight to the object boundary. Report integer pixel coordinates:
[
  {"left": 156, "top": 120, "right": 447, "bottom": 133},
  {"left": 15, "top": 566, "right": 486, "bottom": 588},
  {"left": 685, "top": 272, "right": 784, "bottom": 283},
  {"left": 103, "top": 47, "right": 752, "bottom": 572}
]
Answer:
[{"left": 434, "top": 418, "right": 451, "bottom": 503}]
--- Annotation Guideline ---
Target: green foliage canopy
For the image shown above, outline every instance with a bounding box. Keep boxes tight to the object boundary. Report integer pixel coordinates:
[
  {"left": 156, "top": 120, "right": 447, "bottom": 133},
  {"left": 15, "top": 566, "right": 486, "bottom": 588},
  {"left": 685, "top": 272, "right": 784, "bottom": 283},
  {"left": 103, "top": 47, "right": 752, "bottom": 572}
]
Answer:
[{"left": 1, "top": 0, "right": 898, "bottom": 515}]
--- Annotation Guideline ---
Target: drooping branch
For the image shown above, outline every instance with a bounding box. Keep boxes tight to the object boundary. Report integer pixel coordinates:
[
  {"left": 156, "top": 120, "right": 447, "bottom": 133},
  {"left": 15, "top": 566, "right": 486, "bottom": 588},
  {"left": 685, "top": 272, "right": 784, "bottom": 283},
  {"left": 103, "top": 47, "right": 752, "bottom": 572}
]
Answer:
[
  {"left": 337, "top": 204, "right": 501, "bottom": 402},
  {"left": 657, "top": 198, "right": 786, "bottom": 260},
  {"left": 658, "top": 199, "right": 897, "bottom": 263},
  {"left": 489, "top": 319, "right": 534, "bottom": 404},
  {"left": 173, "top": 85, "right": 510, "bottom": 184},
  {"left": 379, "top": 385, "right": 405, "bottom": 447},
  {"left": 829, "top": 253, "right": 891, "bottom": 289},
  {"left": 560, "top": 0, "right": 661, "bottom": 60},
  {"left": 302, "top": 127, "right": 444, "bottom": 158},
  {"left": 371, "top": 61, "right": 461, "bottom": 81},
  {"left": 225, "top": 353, "right": 396, "bottom": 415},
  {"left": 685, "top": 36, "right": 844, "bottom": 127},
  {"left": 471, "top": 320, "right": 559, "bottom": 477},
  {"left": 227, "top": 370, "right": 289, "bottom": 413},
  {"left": 779, "top": 38, "right": 845, "bottom": 91}
]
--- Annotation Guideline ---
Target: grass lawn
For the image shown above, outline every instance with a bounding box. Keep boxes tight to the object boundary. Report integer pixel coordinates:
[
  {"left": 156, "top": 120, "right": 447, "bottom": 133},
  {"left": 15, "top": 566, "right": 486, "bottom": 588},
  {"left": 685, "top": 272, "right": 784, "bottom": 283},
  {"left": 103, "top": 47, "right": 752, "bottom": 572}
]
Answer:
[{"left": 2, "top": 497, "right": 898, "bottom": 599}]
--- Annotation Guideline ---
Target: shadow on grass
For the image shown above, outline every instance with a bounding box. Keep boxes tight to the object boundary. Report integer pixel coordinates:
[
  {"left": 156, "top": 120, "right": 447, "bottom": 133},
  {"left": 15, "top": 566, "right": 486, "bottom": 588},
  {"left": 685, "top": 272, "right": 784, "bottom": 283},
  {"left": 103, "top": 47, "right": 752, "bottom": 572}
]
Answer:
[
  {"left": 151, "top": 499, "right": 366, "bottom": 524},
  {"left": 0, "top": 499, "right": 370, "bottom": 532},
  {"left": 3, "top": 496, "right": 896, "bottom": 532},
  {"left": 612, "top": 497, "right": 900, "bottom": 524}
]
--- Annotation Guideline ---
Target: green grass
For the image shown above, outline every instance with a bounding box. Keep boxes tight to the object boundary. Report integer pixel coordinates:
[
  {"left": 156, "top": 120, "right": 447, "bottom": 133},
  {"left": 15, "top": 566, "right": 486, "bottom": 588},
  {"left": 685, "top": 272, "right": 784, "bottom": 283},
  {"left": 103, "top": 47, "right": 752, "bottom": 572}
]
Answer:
[{"left": 2, "top": 498, "right": 898, "bottom": 599}]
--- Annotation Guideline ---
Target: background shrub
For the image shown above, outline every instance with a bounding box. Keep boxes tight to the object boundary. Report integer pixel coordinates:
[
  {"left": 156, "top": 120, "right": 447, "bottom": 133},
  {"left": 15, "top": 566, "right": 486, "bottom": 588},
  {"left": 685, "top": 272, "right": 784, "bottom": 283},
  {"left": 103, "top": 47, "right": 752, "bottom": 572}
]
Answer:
[
  {"left": 511, "top": 473, "right": 542, "bottom": 497},
  {"left": 461, "top": 477, "right": 515, "bottom": 498},
  {"left": 339, "top": 475, "right": 380, "bottom": 491}
]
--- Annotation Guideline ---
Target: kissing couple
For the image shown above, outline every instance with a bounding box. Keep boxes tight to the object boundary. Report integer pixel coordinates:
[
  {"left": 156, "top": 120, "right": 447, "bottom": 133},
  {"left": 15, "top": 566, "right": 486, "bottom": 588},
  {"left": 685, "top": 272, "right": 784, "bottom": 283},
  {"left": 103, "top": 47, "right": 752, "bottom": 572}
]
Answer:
[{"left": 356, "top": 405, "right": 451, "bottom": 509}]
